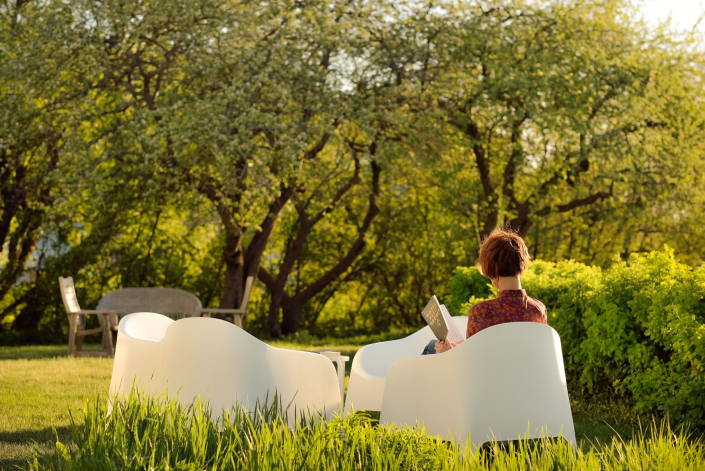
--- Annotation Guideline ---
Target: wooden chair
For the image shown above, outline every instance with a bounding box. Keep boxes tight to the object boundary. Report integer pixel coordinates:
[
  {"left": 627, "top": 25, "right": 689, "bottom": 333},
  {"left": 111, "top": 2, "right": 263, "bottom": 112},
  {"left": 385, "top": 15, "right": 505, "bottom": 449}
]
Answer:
[
  {"left": 199, "top": 276, "right": 255, "bottom": 327},
  {"left": 59, "top": 277, "right": 121, "bottom": 357}
]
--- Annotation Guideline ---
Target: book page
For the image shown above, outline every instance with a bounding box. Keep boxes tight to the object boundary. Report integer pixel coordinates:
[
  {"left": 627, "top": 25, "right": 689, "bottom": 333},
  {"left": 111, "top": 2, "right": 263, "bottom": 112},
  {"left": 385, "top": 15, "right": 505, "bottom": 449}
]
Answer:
[{"left": 440, "top": 304, "right": 465, "bottom": 344}]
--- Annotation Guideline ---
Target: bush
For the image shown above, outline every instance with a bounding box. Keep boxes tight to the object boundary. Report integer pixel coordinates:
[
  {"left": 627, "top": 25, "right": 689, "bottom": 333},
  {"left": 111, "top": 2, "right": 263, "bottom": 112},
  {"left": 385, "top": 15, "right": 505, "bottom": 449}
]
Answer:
[
  {"left": 448, "top": 248, "right": 705, "bottom": 428},
  {"left": 447, "top": 266, "right": 493, "bottom": 316}
]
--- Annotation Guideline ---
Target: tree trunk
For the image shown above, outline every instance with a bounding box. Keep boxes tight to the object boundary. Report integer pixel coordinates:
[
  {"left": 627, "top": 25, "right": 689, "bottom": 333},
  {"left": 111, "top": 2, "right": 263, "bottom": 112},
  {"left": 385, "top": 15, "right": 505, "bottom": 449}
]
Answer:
[
  {"left": 266, "top": 290, "right": 304, "bottom": 337},
  {"left": 218, "top": 219, "right": 245, "bottom": 313},
  {"left": 275, "top": 160, "right": 381, "bottom": 336},
  {"left": 0, "top": 140, "right": 59, "bottom": 306},
  {"left": 480, "top": 210, "right": 499, "bottom": 238},
  {"left": 280, "top": 297, "right": 304, "bottom": 335},
  {"left": 508, "top": 202, "right": 533, "bottom": 237},
  {"left": 214, "top": 185, "right": 295, "bottom": 327},
  {"left": 267, "top": 288, "right": 286, "bottom": 338}
]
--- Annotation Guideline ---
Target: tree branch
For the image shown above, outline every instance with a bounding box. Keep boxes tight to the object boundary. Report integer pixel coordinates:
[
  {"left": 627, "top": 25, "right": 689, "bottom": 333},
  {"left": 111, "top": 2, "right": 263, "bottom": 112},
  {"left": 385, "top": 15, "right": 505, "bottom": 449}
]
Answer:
[
  {"left": 534, "top": 191, "right": 611, "bottom": 217},
  {"left": 465, "top": 119, "right": 494, "bottom": 198},
  {"left": 309, "top": 152, "right": 361, "bottom": 226},
  {"left": 293, "top": 158, "right": 381, "bottom": 304},
  {"left": 243, "top": 183, "right": 295, "bottom": 276},
  {"left": 502, "top": 115, "right": 526, "bottom": 207}
]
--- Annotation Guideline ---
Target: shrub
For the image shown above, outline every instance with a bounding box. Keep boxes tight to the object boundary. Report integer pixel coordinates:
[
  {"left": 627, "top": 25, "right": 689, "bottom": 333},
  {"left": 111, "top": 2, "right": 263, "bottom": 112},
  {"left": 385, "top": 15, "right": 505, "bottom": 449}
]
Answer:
[
  {"left": 448, "top": 248, "right": 705, "bottom": 428},
  {"left": 447, "top": 266, "right": 493, "bottom": 316}
]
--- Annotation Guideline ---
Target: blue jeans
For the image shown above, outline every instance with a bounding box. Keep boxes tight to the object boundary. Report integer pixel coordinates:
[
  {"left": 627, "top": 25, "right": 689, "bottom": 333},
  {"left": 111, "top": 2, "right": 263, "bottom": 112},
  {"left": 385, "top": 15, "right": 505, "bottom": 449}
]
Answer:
[{"left": 422, "top": 339, "right": 437, "bottom": 355}]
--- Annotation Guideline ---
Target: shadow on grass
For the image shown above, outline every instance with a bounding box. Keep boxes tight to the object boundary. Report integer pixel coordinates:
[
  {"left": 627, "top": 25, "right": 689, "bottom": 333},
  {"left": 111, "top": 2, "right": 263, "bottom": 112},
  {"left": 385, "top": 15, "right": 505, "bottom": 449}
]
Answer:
[
  {"left": 352, "top": 409, "right": 641, "bottom": 452},
  {"left": 0, "top": 426, "right": 72, "bottom": 470},
  {"left": 0, "top": 345, "right": 105, "bottom": 361}
]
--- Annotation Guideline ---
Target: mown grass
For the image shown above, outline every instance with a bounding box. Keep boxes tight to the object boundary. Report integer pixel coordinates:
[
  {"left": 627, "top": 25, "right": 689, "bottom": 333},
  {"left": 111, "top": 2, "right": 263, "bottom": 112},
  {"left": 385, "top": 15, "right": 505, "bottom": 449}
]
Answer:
[
  {"left": 0, "top": 345, "right": 112, "bottom": 469},
  {"left": 32, "top": 392, "right": 705, "bottom": 470},
  {"left": 0, "top": 343, "right": 676, "bottom": 470}
]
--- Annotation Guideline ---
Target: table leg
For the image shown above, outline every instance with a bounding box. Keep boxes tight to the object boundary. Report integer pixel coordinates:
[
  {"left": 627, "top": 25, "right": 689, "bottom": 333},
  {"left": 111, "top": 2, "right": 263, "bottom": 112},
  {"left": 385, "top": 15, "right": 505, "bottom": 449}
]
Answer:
[{"left": 334, "top": 358, "right": 346, "bottom": 402}]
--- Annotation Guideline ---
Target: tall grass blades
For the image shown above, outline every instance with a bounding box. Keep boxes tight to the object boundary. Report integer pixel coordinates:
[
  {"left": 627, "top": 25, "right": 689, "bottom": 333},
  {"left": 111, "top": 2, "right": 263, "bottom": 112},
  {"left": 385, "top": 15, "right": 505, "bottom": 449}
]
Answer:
[{"left": 31, "top": 393, "right": 705, "bottom": 470}]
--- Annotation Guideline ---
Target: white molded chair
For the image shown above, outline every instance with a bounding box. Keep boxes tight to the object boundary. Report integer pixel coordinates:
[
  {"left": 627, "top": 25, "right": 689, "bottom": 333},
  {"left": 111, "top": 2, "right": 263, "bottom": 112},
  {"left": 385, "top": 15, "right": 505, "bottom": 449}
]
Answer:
[
  {"left": 379, "top": 322, "right": 576, "bottom": 449},
  {"left": 345, "top": 316, "right": 468, "bottom": 413},
  {"left": 109, "top": 315, "right": 341, "bottom": 423},
  {"left": 109, "top": 312, "right": 174, "bottom": 399},
  {"left": 155, "top": 317, "right": 341, "bottom": 422}
]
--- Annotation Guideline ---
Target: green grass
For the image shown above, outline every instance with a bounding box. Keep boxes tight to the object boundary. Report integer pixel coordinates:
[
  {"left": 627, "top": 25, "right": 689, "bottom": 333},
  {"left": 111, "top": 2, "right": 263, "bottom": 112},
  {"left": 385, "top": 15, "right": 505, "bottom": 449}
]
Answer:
[
  {"left": 0, "top": 345, "right": 114, "bottom": 470},
  {"left": 0, "top": 343, "right": 685, "bottom": 470},
  {"left": 32, "top": 393, "right": 705, "bottom": 470}
]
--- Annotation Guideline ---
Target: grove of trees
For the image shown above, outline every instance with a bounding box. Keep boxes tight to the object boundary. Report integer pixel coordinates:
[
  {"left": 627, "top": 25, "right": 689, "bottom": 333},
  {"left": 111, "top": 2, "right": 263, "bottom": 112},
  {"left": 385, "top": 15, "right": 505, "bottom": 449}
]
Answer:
[{"left": 1, "top": 0, "right": 704, "bottom": 341}]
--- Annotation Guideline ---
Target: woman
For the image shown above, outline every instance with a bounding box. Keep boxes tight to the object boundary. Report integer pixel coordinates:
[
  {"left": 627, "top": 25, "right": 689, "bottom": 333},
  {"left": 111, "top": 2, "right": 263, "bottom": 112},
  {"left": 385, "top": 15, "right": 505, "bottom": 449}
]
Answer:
[{"left": 422, "top": 227, "right": 547, "bottom": 355}]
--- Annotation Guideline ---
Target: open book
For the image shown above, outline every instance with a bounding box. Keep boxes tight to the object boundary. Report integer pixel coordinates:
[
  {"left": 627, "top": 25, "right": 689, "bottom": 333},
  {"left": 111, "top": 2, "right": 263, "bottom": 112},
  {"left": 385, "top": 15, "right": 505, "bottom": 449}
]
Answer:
[{"left": 420, "top": 295, "right": 465, "bottom": 343}]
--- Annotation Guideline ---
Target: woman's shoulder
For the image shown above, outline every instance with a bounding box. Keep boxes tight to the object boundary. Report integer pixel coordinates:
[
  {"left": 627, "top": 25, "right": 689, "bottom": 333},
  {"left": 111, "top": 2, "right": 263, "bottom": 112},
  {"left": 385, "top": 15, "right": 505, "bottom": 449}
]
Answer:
[
  {"left": 526, "top": 295, "right": 547, "bottom": 316},
  {"left": 468, "top": 298, "right": 499, "bottom": 313}
]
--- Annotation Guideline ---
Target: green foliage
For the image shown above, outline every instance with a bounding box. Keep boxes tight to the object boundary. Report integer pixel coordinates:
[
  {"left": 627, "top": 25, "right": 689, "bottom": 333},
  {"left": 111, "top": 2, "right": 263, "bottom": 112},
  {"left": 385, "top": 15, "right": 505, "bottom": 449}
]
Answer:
[
  {"left": 431, "top": 0, "right": 705, "bottom": 266},
  {"left": 444, "top": 266, "right": 489, "bottom": 316},
  {"left": 2, "top": 0, "right": 705, "bottom": 341},
  {"left": 33, "top": 392, "right": 705, "bottom": 470},
  {"left": 580, "top": 250, "right": 705, "bottom": 427},
  {"left": 449, "top": 248, "right": 705, "bottom": 428}
]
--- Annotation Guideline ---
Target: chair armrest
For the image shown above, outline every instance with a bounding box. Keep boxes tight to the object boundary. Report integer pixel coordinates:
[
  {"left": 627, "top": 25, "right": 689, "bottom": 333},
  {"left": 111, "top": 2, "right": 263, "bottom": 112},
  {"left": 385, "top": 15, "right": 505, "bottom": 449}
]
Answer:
[
  {"left": 198, "top": 309, "right": 244, "bottom": 314},
  {"left": 74, "top": 310, "right": 124, "bottom": 315}
]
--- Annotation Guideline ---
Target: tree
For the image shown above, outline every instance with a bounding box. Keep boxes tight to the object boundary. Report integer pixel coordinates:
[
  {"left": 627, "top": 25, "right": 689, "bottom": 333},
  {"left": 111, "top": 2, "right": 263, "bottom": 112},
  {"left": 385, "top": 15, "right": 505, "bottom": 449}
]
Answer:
[
  {"left": 254, "top": 0, "right": 456, "bottom": 336},
  {"left": 59, "top": 0, "right": 369, "bottom": 327},
  {"left": 257, "top": 139, "right": 381, "bottom": 336},
  {"left": 3, "top": 0, "right": 705, "bottom": 342},
  {"left": 431, "top": 0, "right": 705, "bottom": 245},
  {"left": 0, "top": 0, "right": 95, "bottom": 325}
]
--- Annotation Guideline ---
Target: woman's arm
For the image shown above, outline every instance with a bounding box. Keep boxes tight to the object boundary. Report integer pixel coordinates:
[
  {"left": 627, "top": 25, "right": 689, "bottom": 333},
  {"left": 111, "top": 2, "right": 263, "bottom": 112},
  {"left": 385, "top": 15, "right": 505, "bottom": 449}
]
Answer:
[
  {"left": 466, "top": 304, "right": 483, "bottom": 338},
  {"left": 433, "top": 339, "right": 462, "bottom": 354}
]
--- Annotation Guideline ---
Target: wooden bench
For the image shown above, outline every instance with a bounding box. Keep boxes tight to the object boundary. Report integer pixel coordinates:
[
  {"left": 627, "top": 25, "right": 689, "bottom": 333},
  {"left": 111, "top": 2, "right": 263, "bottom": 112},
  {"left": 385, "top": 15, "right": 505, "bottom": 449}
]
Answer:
[
  {"left": 96, "top": 276, "right": 253, "bottom": 327},
  {"left": 59, "top": 277, "right": 254, "bottom": 357}
]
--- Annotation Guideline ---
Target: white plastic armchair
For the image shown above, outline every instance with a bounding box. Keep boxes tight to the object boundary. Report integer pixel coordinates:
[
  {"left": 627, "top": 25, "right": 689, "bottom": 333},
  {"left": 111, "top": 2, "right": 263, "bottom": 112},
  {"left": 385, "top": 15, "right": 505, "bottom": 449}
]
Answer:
[
  {"left": 153, "top": 317, "right": 341, "bottom": 423},
  {"left": 344, "top": 316, "right": 468, "bottom": 413},
  {"left": 379, "top": 322, "right": 576, "bottom": 449},
  {"left": 109, "top": 312, "right": 174, "bottom": 400}
]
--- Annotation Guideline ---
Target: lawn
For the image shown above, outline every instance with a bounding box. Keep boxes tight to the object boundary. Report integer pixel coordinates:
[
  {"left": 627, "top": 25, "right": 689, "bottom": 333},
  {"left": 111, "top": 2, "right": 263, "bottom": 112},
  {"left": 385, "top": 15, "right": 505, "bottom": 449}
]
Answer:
[{"left": 0, "top": 342, "right": 667, "bottom": 470}]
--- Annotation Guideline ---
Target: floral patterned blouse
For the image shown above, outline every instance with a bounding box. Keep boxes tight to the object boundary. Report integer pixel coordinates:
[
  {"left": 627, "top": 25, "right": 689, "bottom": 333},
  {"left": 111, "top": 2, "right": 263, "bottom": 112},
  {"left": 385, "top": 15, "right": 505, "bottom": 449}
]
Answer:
[{"left": 466, "top": 289, "right": 547, "bottom": 338}]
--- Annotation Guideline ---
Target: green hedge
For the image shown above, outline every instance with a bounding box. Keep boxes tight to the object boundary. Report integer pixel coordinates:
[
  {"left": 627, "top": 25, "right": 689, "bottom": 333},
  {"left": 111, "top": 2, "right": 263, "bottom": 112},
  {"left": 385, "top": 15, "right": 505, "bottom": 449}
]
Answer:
[{"left": 448, "top": 248, "right": 705, "bottom": 428}]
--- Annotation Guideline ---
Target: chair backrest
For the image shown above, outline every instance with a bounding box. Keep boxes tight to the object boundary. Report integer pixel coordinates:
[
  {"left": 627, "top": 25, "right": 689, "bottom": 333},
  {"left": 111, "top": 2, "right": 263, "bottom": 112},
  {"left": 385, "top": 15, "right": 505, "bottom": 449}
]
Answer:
[
  {"left": 97, "top": 288, "right": 202, "bottom": 318},
  {"left": 380, "top": 322, "right": 575, "bottom": 447},
  {"left": 239, "top": 276, "right": 255, "bottom": 312},
  {"left": 455, "top": 323, "right": 570, "bottom": 437},
  {"left": 155, "top": 317, "right": 341, "bottom": 423},
  {"left": 119, "top": 311, "right": 174, "bottom": 344},
  {"left": 58, "top": 276, "right": 81, "bottom": 314},
  {"left": 109, "top": 312, "right": 174, "bottom": 402}
]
